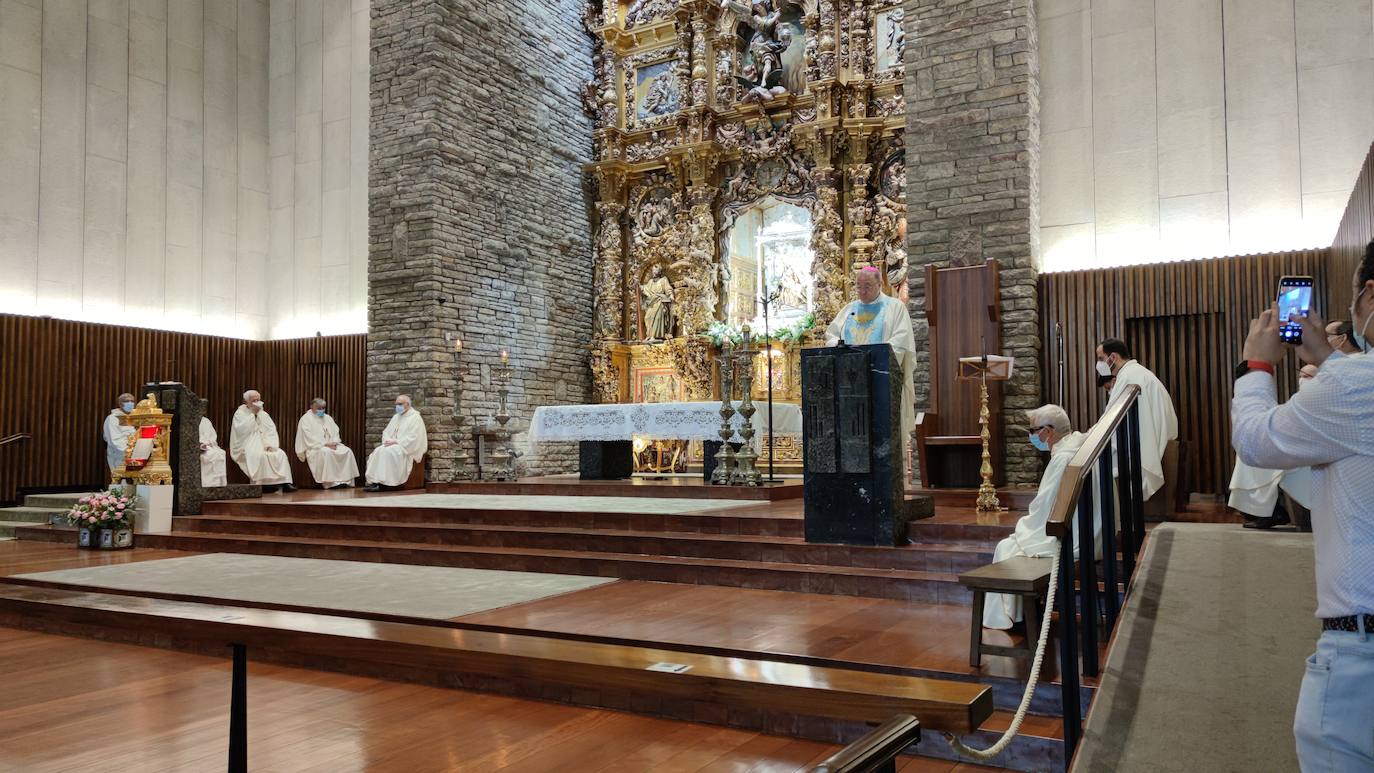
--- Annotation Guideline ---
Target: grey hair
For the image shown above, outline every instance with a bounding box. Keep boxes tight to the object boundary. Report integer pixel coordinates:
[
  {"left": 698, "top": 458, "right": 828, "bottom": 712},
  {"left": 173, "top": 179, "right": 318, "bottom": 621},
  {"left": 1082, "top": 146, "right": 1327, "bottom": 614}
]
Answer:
[
  {"left": 311, "top": 397, "right": 327, "bottom": 408},
  {"left": 243, "top": 390, "right": 259, "bottom": 401},
  {"left": 395, "top": 394, "right": 412, "bottom": 405},
  {"left": 117, "top": 393, "right": 135, "bottom": 403},
  {"left": 1025, "top": 404, "right": 1071, "bottom": 435}
]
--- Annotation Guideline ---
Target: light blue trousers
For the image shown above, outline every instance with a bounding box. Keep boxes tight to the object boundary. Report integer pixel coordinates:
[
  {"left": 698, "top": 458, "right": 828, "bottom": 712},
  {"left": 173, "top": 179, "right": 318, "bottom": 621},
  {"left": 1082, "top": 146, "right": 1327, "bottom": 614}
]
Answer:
[{"left": 1295, "top": 620, "right": 1374, "bottom": 771}]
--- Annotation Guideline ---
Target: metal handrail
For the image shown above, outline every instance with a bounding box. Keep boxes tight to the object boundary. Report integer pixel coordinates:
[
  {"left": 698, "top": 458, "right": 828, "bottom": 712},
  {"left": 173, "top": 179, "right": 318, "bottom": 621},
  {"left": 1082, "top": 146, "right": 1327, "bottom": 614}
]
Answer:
[
  {"left": 811, "top": 714, "right": 920, "bottom": 773},
  {"left": 1045, "top": 385, "right": 1140, "bottom": 539},
  {"left": 0, "top": 433, "right": 31, "bottom": 447}
]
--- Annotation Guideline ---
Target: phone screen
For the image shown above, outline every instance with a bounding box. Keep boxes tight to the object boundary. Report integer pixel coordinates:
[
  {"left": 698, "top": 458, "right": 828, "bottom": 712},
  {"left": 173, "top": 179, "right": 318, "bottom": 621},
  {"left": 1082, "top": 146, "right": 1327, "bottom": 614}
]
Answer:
[{"left": 1277, "top": 277, "right": 1314, "bottom": 344}]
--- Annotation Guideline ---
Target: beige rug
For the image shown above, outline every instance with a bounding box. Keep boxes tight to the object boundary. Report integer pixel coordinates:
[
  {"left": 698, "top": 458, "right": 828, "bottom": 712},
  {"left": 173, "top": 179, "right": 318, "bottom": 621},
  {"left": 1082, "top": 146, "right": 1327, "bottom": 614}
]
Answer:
[
  {"left": 328, "top": 493, "right": 757, "bottom": 514},
  {"left": 13, "top": 554, "right": 615, "bottom": 619}
]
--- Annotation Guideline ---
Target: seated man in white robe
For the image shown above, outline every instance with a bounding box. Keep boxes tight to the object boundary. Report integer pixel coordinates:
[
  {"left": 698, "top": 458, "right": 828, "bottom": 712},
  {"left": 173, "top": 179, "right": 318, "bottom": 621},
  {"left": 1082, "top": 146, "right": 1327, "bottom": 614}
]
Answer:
[
  {"left": 1229, "top": 364, "right": 1317, "bottom": 529},
  {"left": 1096, "top": 338, "right": 1179, "bottom": 504},
  {"left": 984, "top": 405, "right": 1087, "bottom": 630},
  {"left": 824, "top": 266, "right": 917, "bottom": 473},
  {"left": 295, "top": 398, "right": 359, "bottom": 488},
  {"left": 199, "top": 415, "right": 227, "bottom": 487},
  {"left": 364, "top": 394, "right": 428, "bottom": 491},
  {"left": 229, "top": 390, "right": 296, "bottom": 492},
  {"left": 102, "top": 393, "right": 137, "bottom": 472}
]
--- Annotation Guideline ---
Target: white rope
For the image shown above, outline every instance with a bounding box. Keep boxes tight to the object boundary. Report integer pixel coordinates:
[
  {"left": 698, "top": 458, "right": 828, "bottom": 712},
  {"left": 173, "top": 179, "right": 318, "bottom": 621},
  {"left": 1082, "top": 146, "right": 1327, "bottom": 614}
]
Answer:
[{"left": 943, "top": 543, "right": 1062, "bottom": 762}]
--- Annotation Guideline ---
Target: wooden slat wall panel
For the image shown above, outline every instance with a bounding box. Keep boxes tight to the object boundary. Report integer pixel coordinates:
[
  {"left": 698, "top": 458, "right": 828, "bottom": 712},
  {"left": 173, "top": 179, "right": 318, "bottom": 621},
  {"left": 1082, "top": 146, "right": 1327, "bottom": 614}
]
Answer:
[
  {"left": 0, "top": 315, "right": 365, "bottom": 504},
  {"left": 1039, "top": 249, "right": 1330, "bottom": 497},
  {"left": 1330, "top": 142, "right": 1374, "bottom": 314}
]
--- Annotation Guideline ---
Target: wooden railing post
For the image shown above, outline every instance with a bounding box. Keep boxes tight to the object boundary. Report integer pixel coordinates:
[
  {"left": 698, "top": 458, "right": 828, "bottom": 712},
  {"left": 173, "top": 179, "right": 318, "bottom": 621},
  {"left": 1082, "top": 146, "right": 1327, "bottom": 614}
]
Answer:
[
  {"left": 1056, "top": 533, "right": 1082, "bottom": 764},
  {"left": 1096, "top": 453, "right": 1120, "bottom": 629},
  {"left": 229, "top": 643, "right": 247, "bottom": 773}
]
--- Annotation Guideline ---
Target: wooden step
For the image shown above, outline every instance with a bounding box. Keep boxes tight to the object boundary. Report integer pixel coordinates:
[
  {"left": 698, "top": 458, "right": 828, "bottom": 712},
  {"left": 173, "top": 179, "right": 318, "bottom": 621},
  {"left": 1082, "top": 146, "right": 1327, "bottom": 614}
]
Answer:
[
  {"left": 175, "top": 515, "right": 994, "bottom": 574},
  {"left": 14, "top": 526, "right": 972, "bottom": 603},
  {"left": 0, "top": 583, "right": 993, "bottom": 737},
  {"left": 202, "top": 499, "right": 807, "bottom": 538},
  {"left": 427, "top": 478, "right": 805, "bottom": 501}
]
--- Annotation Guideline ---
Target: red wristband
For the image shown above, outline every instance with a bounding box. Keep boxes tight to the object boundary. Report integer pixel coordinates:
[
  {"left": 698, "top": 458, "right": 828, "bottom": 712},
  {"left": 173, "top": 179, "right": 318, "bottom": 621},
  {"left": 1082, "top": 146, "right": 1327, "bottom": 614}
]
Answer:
[{"left": 1246, "top": 360, "right": 1275, "bottom": 376}]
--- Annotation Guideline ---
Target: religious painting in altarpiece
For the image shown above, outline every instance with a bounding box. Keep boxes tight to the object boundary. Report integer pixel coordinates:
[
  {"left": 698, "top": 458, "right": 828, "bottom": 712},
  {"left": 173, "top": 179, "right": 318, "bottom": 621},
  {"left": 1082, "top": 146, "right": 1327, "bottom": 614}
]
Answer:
[{"left": 584, "top": 0, "right": 906, "bottom": 435}]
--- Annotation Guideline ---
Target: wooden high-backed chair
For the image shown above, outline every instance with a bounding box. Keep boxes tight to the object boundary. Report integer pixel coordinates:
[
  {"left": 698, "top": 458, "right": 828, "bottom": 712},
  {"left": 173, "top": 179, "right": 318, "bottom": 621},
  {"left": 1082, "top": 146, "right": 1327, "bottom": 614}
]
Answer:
[{"left": 916, "top": 261, "right": 1004, "bottom": 489}]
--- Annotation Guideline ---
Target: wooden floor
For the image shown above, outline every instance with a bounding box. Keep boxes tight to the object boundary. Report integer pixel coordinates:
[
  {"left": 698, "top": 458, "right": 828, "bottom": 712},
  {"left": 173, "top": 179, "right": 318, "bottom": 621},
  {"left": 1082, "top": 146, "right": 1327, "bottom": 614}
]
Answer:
[{"left": 0, "top": 626, "right": 999, "bottom": 773}]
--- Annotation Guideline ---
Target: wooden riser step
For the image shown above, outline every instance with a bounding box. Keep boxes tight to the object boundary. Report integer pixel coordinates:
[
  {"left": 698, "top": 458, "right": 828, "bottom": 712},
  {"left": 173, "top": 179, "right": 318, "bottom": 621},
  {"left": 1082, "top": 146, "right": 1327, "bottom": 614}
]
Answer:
[
  {"left": 202, "top": 500, "right": 807, "bottom": 538},
  {"left": 174, "top": 516, "right": 994, "bottom": 574},
  {"left": 428, "top": 479, "right": 805, "bottom": 501},
  {"left": 15, "top": 526, "right": 972, "bottom": 603}
]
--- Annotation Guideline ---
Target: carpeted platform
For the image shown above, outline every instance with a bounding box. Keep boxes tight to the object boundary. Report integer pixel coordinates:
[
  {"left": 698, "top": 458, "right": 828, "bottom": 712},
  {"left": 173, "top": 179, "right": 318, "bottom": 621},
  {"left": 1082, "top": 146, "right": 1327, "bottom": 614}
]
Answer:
[
  {"left": 1073, "top": 524, "right": 1316, "bottom": 772},
  {"left": 325, "top": 493, "right": 760, "bottom": 514},
  {"left": 12, "top": 554, "right": 616, "bottom": 619}
]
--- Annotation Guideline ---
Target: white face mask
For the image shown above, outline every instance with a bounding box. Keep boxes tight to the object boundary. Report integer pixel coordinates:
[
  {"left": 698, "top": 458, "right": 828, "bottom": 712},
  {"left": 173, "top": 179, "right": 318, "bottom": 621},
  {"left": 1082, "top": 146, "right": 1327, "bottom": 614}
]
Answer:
[
  {"left": 252, "top": 400, "right": 264, "bottom": 410},
  {"left": 1350, "top": 287, "right": 1371, "bottom": 353},
  {"left": 1095, "top": 360, "right": 1113, "bottom": 378}
]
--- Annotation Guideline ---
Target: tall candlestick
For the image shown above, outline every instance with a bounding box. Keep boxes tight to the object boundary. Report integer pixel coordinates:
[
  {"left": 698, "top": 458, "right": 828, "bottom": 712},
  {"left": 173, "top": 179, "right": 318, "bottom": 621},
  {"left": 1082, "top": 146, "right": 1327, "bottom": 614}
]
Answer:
[
  {"left": 500, "top": 349, "right": 509, "bottom": 364},
  {"left": 454, "top": 338, "right": 463, "bottom": 353}
]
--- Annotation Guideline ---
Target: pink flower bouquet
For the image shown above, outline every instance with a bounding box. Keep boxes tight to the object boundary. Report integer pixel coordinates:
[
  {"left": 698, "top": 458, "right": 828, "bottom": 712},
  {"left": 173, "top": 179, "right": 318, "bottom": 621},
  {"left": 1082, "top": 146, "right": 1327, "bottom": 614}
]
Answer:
[{"left": 67, "top": 492, "right": 138, "bottom": 531}]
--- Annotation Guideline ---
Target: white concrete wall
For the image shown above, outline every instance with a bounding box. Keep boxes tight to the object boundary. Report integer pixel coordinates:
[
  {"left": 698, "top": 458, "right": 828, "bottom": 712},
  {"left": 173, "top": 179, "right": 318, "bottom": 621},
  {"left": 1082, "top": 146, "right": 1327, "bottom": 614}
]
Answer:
[
  {"left": 1039, "top": 0, "right": 1374, "bottom": 271},
  {"left": 0, "top": 0, "right": 368, "bottom": 339},
  {"left": 265, "top": 0, "right": 369, "bottom": 339}
]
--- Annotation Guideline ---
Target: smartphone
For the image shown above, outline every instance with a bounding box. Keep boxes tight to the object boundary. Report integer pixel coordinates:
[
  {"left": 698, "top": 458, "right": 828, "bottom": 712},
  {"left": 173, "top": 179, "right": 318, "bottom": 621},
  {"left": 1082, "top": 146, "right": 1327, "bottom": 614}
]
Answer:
[{"left": 1276, "top": 276, "right": 1314, "bottom": 345}]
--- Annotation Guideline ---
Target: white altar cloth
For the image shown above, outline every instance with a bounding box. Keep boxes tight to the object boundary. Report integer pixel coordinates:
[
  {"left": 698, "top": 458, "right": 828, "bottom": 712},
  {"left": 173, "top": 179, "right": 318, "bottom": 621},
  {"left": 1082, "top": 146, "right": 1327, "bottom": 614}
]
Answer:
[{"left": 528, "top": 401, "right": 803, "bottom": 447}]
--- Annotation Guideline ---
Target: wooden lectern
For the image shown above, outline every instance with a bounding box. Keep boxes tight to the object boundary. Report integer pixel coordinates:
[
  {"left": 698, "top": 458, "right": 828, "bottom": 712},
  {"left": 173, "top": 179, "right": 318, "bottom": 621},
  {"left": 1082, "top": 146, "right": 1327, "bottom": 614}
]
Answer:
[{"left": 957, "top": 355, "right": 1014, "bottom": 512}]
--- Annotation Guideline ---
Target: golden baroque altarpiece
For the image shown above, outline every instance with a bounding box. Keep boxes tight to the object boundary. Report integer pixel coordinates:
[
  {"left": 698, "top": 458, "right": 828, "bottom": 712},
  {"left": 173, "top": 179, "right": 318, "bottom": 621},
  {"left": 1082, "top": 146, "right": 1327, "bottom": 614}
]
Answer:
[{"left": 583, "top": 0, "right": 907, "bottom": 466}]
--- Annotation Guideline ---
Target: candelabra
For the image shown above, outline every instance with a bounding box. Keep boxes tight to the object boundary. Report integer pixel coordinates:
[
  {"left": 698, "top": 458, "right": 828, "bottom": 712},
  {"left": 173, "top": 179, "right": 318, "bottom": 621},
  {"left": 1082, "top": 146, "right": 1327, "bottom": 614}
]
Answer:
[
  {"left": 974, "top": 371, "right": 1002, "bottom": 513},
  {"left": 449, "top": 336, "right": 473, "bottom": 481},
  {"left": 711, "top": 341, "right": 737, "bottom": 485},
  {"left": 731, "top": 326, "right": 762, "bottom": 486},
  {"left": 489, "top": 356, "right": 521, "bottom": 482}
]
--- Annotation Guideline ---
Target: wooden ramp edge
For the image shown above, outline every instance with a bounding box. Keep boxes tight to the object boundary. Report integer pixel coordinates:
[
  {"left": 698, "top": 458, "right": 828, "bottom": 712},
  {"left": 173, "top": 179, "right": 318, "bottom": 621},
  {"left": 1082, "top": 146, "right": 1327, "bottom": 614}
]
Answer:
[{"left": 0, "top": 584, "right": 993, "bottom": 735}]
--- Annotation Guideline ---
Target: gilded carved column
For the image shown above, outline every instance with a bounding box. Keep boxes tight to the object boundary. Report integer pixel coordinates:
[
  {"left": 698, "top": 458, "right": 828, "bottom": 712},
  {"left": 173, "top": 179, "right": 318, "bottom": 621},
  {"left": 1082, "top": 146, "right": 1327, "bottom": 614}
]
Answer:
[
  {"left": 591, "top": 166, "right": 627, "bottom": 341},
  {"left": 846, "top": 162, "right": 875, "bottom": 270},
  {"left": 680, "top": 182, "right": 718, "bottom": 335},
  {"left": 811, "top": 170, "right": 846, "bottom": 323}
]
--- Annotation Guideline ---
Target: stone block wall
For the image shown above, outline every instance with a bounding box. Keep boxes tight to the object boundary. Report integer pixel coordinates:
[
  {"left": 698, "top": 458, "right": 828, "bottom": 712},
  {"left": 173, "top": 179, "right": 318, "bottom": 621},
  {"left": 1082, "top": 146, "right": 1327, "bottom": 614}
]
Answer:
[
  {"left": 368, "top": 0, "right": 595, "bottom": 481},
  {"left": 904, "top": 0, "right": 1042, "bottom": 485}
]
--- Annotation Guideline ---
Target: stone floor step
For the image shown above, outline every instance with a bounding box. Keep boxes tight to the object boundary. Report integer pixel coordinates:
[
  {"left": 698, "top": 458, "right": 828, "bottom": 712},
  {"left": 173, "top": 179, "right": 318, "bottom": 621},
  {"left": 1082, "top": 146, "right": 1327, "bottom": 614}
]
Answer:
[
  {"left": 0, "top": 507, "right": 69, "bottom": 525},
  {"left": 22, "top": 493, "right": 99, "bottom": 510},
  {"left": 174, "top": 515, "right": 994, "bottom": 574}
]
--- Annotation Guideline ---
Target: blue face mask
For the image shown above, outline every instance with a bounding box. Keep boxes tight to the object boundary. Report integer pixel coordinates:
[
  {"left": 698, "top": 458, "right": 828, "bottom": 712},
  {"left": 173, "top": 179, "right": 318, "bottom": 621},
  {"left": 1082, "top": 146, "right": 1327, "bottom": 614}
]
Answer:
[
  {"left": 394, "top": 404, "right": 405, "bottom": 415},
  {"left": 121, "top": 402, "right": 135, "bottom": 413},
  {"left": 1029, "top": 431, "right": 1050, "bottom": 452},
  {"left": 314, "top": 409, "right": 326, "bottom": 418}
]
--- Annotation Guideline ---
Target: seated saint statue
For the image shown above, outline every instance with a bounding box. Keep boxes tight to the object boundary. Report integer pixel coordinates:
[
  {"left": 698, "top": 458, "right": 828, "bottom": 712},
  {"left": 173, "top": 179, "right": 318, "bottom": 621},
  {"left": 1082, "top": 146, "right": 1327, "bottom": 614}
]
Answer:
[
  {"left": 230, "top": 390, "right": 296, "bottom": 492},
  {"left": 295, "top": 398, "right": 359, "bottom": 488},
  {"left": 103, "top": 392, "right": 137, "bottom": 472},
  {"left": 983, "top": 405, "right": 1090, "bottom": 630},
  {"left": 199, "top": 416, "right": 227, "bottom": 487},
  {"left": 364, "top": 395, "right": 428, "bottom": 491},
  {"left": 824, "top": 266, "right": 917, "bottom": 463}
]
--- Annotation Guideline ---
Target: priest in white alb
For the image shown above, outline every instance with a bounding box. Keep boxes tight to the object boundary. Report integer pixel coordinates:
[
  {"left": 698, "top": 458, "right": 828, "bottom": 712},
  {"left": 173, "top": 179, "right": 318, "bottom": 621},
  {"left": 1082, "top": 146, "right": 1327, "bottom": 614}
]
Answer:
[
  {"left": 295, "top": 398, "right": 359, "bottom": 488},
  {"left": 364, "top": 395, "right": 428, "bottom": 491},
  {"left": 825, "top": 266, "right": 917, "bottom": 465},
  {"left": 1096, "top": 338, "right": 1178, "bottom": 502},
  {"left": 1228, "top": 364, "right": 1317, "bottom": 529},
  {"left": 103, "top": 392, "right": 137, "bottom": 472},
  {"left": 230, "top": 390, "right": 296, "bottom": 492},
  {"left": 199, "top": 415, "right": 227, "bottom": 487},
  {"left": 984, "top": 405, "right": 1090, "bottom": 629}
]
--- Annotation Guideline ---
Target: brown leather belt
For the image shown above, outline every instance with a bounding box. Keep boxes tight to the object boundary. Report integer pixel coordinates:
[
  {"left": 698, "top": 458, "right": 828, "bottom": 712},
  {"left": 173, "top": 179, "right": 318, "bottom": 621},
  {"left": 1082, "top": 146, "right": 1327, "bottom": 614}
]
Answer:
[{"left": 1322, "top": 614, "right": 1374, "bottom": 633}]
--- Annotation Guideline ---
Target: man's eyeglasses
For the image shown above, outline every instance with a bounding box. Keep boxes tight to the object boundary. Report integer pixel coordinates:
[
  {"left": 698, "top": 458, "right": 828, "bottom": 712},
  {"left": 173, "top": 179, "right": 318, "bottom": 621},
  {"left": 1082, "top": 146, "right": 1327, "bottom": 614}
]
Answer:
[{"left": 1029, "top": 425, "right": 1051, "bottom": 433}]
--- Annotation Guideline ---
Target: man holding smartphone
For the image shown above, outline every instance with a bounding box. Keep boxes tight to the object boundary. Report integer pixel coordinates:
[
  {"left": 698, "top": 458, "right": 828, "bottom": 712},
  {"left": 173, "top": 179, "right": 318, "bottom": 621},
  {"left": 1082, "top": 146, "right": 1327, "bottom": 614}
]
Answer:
[{"left": 1232, "top": 240, "right": 1374, "bottom": 770}]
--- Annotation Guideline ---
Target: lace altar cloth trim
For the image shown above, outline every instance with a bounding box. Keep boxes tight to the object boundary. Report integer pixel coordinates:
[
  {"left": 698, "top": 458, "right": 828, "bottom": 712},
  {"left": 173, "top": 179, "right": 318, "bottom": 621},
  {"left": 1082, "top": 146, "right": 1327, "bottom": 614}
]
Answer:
[{"left": 529, "top": 402, "right": 803, "bottom": 445}]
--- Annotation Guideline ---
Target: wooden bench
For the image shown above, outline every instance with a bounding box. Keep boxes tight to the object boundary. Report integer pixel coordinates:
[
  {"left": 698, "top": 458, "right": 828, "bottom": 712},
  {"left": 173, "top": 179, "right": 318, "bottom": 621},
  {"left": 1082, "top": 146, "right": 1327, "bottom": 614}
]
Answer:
[{"left": 958, "top": 556, "right": 1053, "bottom": 667}]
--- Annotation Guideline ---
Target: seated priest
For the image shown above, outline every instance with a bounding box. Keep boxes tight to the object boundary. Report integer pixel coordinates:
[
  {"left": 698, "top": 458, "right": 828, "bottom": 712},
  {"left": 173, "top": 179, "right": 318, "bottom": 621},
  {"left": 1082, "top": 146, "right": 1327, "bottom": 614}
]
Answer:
[
  {"left": 102, "top": 393, "right": 137, "bottom": 472},
  {"left": 984, "top": 405, "right": 1088, "bottom": 630},
  {"left": 364, "top": 395, "right": 428, "bottom": 492},
  {"left": 230, "top": 390, "right": 296, "bottom": 492},
  {"left": 1228, "top": 364, "right": 1317, "bottom": 530},
  {"left": 295, "top": 398, "right": 359, "bottom": 488},
  {"left": 824, "top": 266, "right": 917, "bottom": 469},
  {"left": 199, "top": 416, "right": 227, "bottom": 487},
  {"left": 1096, "top": 338, "right": 1179, "bottom": 504}
]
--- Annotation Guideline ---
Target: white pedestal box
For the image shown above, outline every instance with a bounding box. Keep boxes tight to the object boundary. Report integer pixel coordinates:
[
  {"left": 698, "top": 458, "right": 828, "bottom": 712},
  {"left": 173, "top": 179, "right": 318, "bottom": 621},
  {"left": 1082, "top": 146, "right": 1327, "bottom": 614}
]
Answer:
[{"left": 133, "top": 484, "right": 175, "bottom": 533}]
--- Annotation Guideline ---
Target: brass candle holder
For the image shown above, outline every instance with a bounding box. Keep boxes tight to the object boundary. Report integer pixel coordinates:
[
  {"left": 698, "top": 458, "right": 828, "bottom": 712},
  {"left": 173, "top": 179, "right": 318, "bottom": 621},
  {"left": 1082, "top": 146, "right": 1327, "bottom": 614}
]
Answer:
[
  {"left": 731, "top": 325, "right": 762, "bottom": 486},
  {"left": 712, "top": 341, "right": 738, "bottom": 485},
  {"left": 489, "top": 351, "right": 520, "bottom": 482}
]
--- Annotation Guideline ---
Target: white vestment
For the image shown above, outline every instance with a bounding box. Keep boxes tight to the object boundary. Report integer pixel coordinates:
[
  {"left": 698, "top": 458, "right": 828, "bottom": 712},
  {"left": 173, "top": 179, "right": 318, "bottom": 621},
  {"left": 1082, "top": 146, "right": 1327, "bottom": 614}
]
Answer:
[
  {"left": 1228, "top": 378, "right": 1313, "bottom": 518},
  {"left": 102, "top": 409, "right": 135, "bottom": 472},
  {"left": 824, "top": 293, "right": 918, "bottom": 447},
  {"left": 984, "top": 431, "right": 1089, "bottom": 630},
  {"left": 199, "top": 417, "right": 227, "bottom": 487},
  {"left": 229, "top": 406, "right": 293, "bottom": 485},
  {"left": 1107, "top": 360, "right": 1178, "bottom": 501},
  {"left": 295, "top": 412, "right": 359, "bottom": 486},
  {"left": 366, "top": 409, "right": 428, "bottom": 486}
]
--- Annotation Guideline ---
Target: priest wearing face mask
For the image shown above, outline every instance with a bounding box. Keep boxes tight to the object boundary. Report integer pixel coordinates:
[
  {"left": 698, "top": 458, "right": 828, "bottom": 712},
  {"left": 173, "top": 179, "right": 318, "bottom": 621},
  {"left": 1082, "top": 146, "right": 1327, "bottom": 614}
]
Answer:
[
  {"left": 1095, "top": 338, "right": 1178, "bottom": 502},
  {"left": 824, "top": 266, "right": 918, "bottom": 469},
  {"left": 1324, "top": 319, "right": 1363, "bottom": 356},
  {"left": 102, "top": 393, "right": 138, "bottom": 472},
  {"left": 230, "top": 390, "right": 296, "bottom": 492},
  {"left": 295, "top": 398, "right": 360, "bottom": 488},
  {"left": 983, "top": 405, "right": 1089, "bottom": 630},
  {"left": 364, "top": 395, "right": 428, "bottom": 492}
]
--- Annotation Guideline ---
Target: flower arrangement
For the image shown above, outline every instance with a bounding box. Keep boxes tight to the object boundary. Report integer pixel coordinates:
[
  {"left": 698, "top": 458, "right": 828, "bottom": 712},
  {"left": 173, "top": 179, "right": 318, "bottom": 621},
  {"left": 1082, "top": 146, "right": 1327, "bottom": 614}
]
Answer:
[
  {"left": 67, "top": 491, "right": 137, "bottom": 531},
  {"left": 702, "top": 313, "right": 817, "bottom": 347}
]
